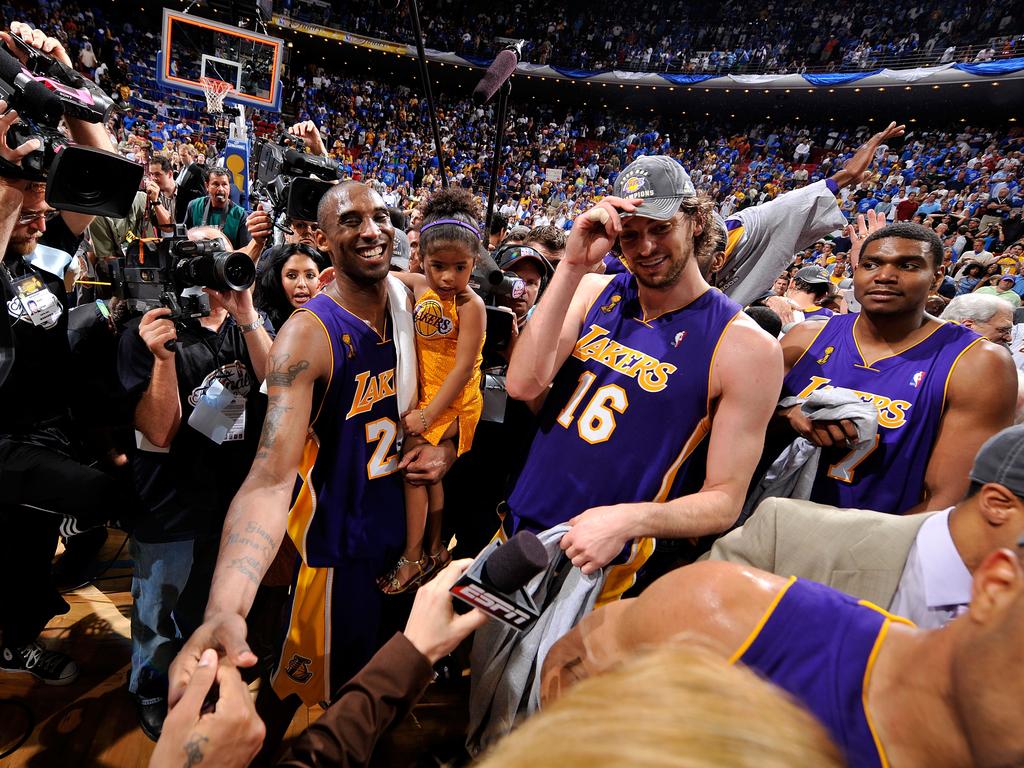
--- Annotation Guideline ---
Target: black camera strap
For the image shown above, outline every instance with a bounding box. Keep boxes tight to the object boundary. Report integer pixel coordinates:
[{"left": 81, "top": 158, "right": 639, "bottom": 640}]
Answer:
[{"left": 0, "top": 259, "right": 17, "bottom": 386}]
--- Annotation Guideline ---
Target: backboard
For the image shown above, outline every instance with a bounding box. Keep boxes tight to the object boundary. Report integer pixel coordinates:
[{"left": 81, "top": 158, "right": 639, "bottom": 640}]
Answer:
[{"left": 157, "top": 9, "right": 284, "bottom": 112}]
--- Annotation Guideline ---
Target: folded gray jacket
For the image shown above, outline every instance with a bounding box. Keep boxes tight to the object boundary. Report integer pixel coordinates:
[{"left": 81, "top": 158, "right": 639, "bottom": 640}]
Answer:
[{"left": 741, "top": 386, "right": 879, "bottom": 524}]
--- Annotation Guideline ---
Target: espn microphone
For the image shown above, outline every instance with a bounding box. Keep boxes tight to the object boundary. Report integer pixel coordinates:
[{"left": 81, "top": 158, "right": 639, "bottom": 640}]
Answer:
[
  {"left": 0, "top": 46, "right": 64, "bottom": 125},
  {"left": 472, "top": 41, "right": 524, "bottom": 105},
  {"left": 451, "top": 531, "right": 547, "bottom": 630}
]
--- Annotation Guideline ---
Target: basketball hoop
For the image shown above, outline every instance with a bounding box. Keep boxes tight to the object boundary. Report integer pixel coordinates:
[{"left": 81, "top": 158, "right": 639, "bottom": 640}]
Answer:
[{"left": 200, "top": 76, "right": 233, "bottom": 114}]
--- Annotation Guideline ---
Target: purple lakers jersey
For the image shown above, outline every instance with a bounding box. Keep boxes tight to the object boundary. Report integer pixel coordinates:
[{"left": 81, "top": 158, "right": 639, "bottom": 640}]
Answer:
[
  {"left": 782, "top": 314, "right": 981, "bottom": 514},
  {"left": 287, "top": 293, "right": 405, "bottom": 567},
  {"left": 735, "top": 577, "right": 913, "bottom": 768},
  {"left": 509, "top": 272, "right": 741, "bottom": 534},
  {"left": 803, "top": 306, "right": 834, "bottom": 320}
]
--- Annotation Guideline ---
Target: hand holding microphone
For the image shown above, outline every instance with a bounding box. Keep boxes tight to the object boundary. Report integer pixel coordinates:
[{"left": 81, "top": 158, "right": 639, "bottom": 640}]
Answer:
[{"left": 405, "top": 559, "right": 488, "bottom": 663}]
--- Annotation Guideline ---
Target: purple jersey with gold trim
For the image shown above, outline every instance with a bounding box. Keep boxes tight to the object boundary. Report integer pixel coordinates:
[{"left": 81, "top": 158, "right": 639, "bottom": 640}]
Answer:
[
  {"left": 287, "top": 293, "right": 405, "bottom": 568},
  {"left": 508, "top": 272, "right": 742, "bottom": 534},
  {"left": 782, "top": 314, "right": 981, "bottom": 514},
  {"left": 736, "top": 577, "right": 913, "bottom": 768}
]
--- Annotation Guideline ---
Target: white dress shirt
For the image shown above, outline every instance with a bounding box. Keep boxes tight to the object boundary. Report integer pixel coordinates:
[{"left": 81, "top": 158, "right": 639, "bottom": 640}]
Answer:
[{"left": 889, "top": 508, "right": 972, "bottom": 629}]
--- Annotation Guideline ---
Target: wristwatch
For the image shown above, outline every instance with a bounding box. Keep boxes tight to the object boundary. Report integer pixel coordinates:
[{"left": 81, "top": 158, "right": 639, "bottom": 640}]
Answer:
[{"left": 238, "top": 318, "right": 263, "bottom": 333}]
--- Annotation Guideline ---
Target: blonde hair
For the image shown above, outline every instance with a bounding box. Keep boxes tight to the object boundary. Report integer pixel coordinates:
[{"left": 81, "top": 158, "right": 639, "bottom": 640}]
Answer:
[{"left": 476, "top": 643, "right": 843, "bottom": 768}]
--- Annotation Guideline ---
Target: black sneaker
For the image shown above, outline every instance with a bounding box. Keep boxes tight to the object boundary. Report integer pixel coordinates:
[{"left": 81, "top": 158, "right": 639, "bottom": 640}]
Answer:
[{"left": 0, "top": 641, "right": 79, "bottom": 685}]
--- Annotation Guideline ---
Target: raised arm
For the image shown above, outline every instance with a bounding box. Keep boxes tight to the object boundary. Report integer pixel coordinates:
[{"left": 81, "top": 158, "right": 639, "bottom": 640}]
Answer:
[
  {"left": 906, "top": 340, "right": 1016, "bottom": 514},
  {"left": 715, "top": 122, "right": 904, "bottom": 305},
  {"left": 506, "top": 197, "right": 638, "bottom": 400},
  {"left": 168, "top": 314, "right": 327, "bottom": 707},
  {"left": 561, "top": 317, "right": 784, "bottom": 573}
]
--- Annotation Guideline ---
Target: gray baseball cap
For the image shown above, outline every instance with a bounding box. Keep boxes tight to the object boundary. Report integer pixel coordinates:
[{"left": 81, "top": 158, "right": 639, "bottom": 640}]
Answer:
[
  {"left": 795, "top": 266, "right": 832, "bottom": 286},
  {"left": 970, "top": 425, "right": 1024, "bottom": 497},
  {"left": 613, "top": 155, "right": 696, "bottom": 220}
]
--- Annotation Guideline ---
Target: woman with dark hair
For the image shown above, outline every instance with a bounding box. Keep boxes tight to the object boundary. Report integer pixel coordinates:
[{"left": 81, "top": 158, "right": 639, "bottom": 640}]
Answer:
[{"left": 254, "top": 243, "right": 330, "bottom": 331}]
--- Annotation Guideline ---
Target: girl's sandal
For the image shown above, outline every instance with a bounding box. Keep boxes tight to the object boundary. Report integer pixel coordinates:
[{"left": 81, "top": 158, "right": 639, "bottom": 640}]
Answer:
[
  {"left": 378, "top": 555, "right": 430, "bottom": 595},
  {"left": 417, "top": 547, "right": 453, "bottom": 587}
]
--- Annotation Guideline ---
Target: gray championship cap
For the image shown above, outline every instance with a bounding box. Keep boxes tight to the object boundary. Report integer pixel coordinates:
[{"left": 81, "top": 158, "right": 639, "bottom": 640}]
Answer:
[
  {"left": 613, "top": 155, "right": 696, "bottom": 220},
  {"left": 969, "top": 425, "right": 1024, "bottom": 497},
  {"left": 794, "top": 266, "right": 832, "bottom": 286}
]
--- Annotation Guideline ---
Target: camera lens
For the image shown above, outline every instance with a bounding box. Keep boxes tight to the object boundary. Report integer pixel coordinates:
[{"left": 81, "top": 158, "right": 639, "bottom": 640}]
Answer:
[{"left": 220, "top": 253, "right": 256, "bottom": 290}]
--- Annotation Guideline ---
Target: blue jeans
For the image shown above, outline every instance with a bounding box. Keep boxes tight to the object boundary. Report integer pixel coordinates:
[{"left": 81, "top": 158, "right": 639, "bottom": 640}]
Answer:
[{"left": 129, "top": 538, "right": 196, "bottom": 700}]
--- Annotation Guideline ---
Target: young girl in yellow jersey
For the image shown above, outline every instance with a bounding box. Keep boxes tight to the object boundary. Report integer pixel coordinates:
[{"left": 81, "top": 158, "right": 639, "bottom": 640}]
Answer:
[{"left": 379, "top": 188, "right": 486, "bottom": 594}]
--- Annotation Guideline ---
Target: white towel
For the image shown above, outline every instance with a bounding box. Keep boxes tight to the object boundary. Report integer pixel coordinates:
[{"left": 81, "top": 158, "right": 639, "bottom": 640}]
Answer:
[{"left": 387, "top": 273, "right": 418, "bottom": 426}]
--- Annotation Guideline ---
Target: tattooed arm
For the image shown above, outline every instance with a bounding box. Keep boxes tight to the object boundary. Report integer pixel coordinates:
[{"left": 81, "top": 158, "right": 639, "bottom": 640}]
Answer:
[{"left": 168, "top": 314, "right": 329, "bottom": 708}]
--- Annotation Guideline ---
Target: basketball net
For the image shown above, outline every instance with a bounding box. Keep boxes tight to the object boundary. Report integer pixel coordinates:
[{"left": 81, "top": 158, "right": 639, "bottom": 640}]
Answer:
[{"left": 200, "top": 76, "right": 233, "bottom": 114}]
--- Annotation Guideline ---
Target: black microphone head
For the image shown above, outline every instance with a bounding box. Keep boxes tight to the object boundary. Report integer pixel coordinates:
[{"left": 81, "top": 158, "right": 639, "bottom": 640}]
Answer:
[
  {"left": 482, "top": 531, "right": 548, "bottom": 593},
  {"left": 472, "top": 49, "right": 519, "bottom": 105},
  {"left": 475, "top": 247, "right": 504, "bottom": 286}
]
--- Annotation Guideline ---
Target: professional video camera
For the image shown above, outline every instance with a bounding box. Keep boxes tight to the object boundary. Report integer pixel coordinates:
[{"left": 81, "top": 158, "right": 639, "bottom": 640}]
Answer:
[
  {"left": 113, "top": 232, "right": 256, "bottom": 322},
  {"left": 251, "top": 133, "right": 340, "bottom": 224},
  {"left": 470, "top": 249, "right": 526, "bottom": 358},
  {"left": 470, "top": 248, "right": 526, "bottom": 303},
  {"left": 0, "top": 34, "right": 141, "bottom": 217}
]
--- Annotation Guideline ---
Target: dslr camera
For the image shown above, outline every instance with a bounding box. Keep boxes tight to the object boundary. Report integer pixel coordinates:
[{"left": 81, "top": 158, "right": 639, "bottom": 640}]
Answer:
[
  {"left": 251, "top": 133, "right": 340, "bottom": 224},
  {"left": 0, "top": 33, "right": 141, "bottom": 217},
  {"left": 113, "top": 231, "right": 256, "bottom": 322}
]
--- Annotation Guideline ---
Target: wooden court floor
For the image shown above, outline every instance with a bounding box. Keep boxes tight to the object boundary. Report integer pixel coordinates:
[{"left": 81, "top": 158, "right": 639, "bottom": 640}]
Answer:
[{"left": 0, "top": 531, "right": 469, "bottom": 767}]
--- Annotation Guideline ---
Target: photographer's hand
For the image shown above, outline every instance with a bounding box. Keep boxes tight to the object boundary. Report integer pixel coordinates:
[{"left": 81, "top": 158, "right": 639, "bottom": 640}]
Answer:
[
  {"left": 246, "top": 209, "right": 273, "bottom": 249},
  {"left": 210, "top": 288, "right": 272, "bottom": 382},
  {"left": 0, "top": 99, "right": 40, "bottom": 172},
  {"left": 0, "top": 22, "right": 72, "bottom": 67},
  {"left": 139, "top": 308, "right": 178, "bottom": 361},
  {"left": 289, "top": 120, "right": 328, "bottom": 157}
]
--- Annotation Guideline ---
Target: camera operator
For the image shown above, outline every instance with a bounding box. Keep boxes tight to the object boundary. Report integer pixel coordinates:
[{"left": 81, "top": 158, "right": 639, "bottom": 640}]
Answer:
[
  {"left": 0, "top": 19, "right": 134, "bottom": 686},
  {"left": 249, "top": 209, "right": 322, "bottom": 276},
  {"left": 116, "top": 226, "right": 272, "bottom": 740},
  {"left": 241, "top": 118, "right": 333, "bottom": 272},
  {"left": 183, "top": 169, "right": 253, "bottom": 249},
  {"left": 147, "top": 153, "right": 181, "bottom": 231}
]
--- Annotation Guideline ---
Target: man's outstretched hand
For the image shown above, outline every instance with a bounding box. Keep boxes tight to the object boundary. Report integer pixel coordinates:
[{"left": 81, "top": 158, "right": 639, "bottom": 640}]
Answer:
[{"left": 168, "top": 612, "right": 258, "bottom": 709}]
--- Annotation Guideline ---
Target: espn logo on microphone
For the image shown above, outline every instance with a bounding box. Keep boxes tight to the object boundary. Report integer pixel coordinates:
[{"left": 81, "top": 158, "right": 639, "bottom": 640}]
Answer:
[{"left": 451, "top": 582, "right": 535, "bottom": 628}]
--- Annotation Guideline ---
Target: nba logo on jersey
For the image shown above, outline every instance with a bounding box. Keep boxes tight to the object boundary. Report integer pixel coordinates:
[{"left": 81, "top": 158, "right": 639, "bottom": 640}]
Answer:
[
  {"left": 910, "top": 370, "right": 926, "bottom": 388},
  {"left": 673, "top": 331, "right": 687, "bottom": 347}
]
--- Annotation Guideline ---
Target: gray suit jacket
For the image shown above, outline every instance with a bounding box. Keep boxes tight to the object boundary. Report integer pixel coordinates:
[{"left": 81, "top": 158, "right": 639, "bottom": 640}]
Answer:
[{"left": 706, "top": 497, "right": 935, "bottom": 609}]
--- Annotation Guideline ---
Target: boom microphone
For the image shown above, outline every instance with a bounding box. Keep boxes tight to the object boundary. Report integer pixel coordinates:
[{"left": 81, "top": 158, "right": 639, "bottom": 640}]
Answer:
[
  {"left": 472, "top": 41, "right": 523, "bottom": 105},
  {"left": 0, "top": 46, "right": 64, "bottom": 125},
  {"left": 451, "top": 531, "right": 547, "bottom": 630}
]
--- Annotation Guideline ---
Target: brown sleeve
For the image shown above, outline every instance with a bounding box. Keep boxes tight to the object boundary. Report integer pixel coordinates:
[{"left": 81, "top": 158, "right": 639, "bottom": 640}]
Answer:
[{"left": 277, "top": 632, "right": 434, "bottom": 768}]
